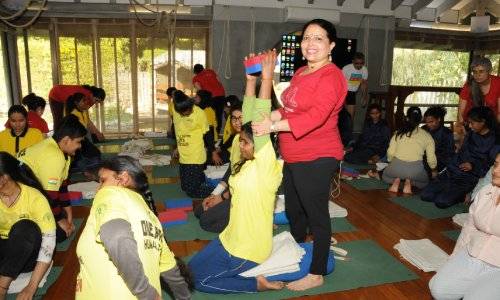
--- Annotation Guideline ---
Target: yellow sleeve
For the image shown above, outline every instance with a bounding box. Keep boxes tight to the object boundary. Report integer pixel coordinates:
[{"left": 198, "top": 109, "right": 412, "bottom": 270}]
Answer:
[
  {"left": 93, "top": 188, "right": 129, "bottom": 240},
  {"left": 29, "top": 187, "right": 56, "bottom": 234},
  {"left": 386, "top": 135, "right": 396, "bottom": 162},
  {"left": 159, "top": 236, "right": 177, "bottom": 272},
  {"left": 36, "top": 157, "right": 68, "bottom": 191}
]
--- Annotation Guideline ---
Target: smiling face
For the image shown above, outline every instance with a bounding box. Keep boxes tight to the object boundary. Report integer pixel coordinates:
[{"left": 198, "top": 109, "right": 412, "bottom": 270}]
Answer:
[
  {"left": 230, "top": 110, "right": 242, "bottom": 133},
  {"left": 300, "top": 24, "right": 335, "bottom": 65},
  {"left": 424, "top": 116, "right": 441, "bottom": 131},
  {"left": 239, "top": 130, "right": 254, "bottom": 160},
  {"left": 368, "top": 108, "right": 381, "bottom": 123}
]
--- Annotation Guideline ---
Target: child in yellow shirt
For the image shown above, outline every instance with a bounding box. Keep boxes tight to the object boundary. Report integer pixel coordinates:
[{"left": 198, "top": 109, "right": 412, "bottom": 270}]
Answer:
[{"left": 0, "top": 105, "right": 43, "bottom": 157}]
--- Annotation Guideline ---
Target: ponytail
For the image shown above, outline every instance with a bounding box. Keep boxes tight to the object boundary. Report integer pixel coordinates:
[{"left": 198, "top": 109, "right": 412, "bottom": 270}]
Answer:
[{"left": 396, "top": 106, "right": 422, "bottom": 140}]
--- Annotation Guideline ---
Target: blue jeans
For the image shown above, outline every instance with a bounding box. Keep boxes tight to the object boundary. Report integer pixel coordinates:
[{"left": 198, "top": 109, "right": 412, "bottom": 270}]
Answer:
[{"left": 188, "top": 238, "right": 258, "bottom": 294}]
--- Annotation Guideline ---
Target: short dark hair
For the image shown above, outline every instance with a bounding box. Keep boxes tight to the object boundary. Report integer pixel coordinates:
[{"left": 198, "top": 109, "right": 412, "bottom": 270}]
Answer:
[
  {"left": 367, "top": 103, "right": 382, "bottom": 113},
  {"left": 22, "top": 93, "right": 46, "bottom": 111},
  {"left": 230, "top": 102, "right": 242, "bottom": 114},
  {"left": 52, "top": 115, "right": 87, "bottom": 142},
  {"left": 424, "top": 106, "right": 447, "bottom": 124},
  {"left": 468, "top": 106, "right": 496, "bottom": 132},
  {"left": 166, "top": 87, "right": 177, "bottom": 97},
  {"left": 301, "top": 19, "right": 337, "bottom": 43},
  {"left": 8, "top": 105, "right": 28, "bottom": 119},
  {"left": 353, "top": 52, "right": 365, "bottom": 61},
  {"left": 225, "top": 95, "right": 241, "bottom": 108},
  {"left": 82, "top": 85, "right": 106, "bottom": 101},
  {"left": 193, "top": 64, "right": 204, "bottom": 74},
  {"left": 173, "top": 90, "right": 194, "bottom": 114}
]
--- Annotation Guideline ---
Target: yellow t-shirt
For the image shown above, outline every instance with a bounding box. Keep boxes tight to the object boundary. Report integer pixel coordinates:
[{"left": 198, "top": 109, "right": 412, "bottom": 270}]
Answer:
[
  {"left": 204, "top": 107, "right": 218, "bottom": 142},
  {"left": 172, "top": 106, "right": 209, "bottom": 164},
  {"left": 71, "top": 109, "right": 90, "bottom": 129},
  {"left": 229, "top": 133, "right": 240, "bottom": 172},
  {"left": 387, "top": 127, "right": 437, "bottom": 169},
  {"left": 222, "top": 117, "right": 235, "bottom": 144},
  {"left": 76, "top": 186, "right": 176, "bottom": 300},
  {"left": 220, "top": 141, "right": 283, "bottom": 263},
  {"left": 0, "top": 128, "right": 43, "bottom": 157},
  {"left": 18, "top": 138, "right": 70, "bottom": 192},
  {"left": 0, "top": 183, "right": 55, "bottom": 239}
]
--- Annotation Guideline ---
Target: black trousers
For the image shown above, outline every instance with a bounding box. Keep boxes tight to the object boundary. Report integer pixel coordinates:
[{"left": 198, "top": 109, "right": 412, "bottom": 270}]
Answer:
[
  {"left": 0, "top": 220, "right": 42, "bottom": 278},
  {"left": 179, "top": 163, "right": 213, "bottom": 199},
  {"left": 344, "top": 148, "right": 377, "bottom": 164},
  {"left": 194, "top": 199, "right": 230, "bottom": 233},
  {"left": 212, "top": 96, "right": 226, "bottom": 134},
  {"left": 421, "top": 171, "right": 477, "bottom": 208},
  {"left": 284, "top": 157, "right": 339, "bottom": 275}
]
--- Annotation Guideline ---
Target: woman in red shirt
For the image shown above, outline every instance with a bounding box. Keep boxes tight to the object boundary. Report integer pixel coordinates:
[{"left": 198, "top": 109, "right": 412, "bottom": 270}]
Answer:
[
  {"left": 458, "top": 57, "right": 500, "bottom": 125},
  {"left": 48, "top": 84, "right": 105, "bottom": 130},
  {"left": 253, "top": 19, "right": 347, "bottom": 291}
]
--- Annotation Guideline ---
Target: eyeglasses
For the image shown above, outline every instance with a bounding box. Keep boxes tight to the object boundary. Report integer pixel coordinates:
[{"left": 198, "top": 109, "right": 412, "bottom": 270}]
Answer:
[{"left": 230, "top": 116, "right": 242, "bottom": 122}]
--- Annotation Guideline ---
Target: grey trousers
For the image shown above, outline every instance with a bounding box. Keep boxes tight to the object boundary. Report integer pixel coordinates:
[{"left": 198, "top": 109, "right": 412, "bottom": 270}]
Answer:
[{"left": 382, "top": 158, "right": 429, "bottom": 188}]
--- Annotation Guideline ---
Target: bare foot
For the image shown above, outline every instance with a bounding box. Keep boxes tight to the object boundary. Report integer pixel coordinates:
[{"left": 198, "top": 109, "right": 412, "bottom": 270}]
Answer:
[
  {"left": 286, "top": 274, "right": 324, "bottom": 291},
  {"left": 256, "top": 275, "right": 284, "bottom": 291},
  {"left": 389, "top": 178, "right": 400, "bottom": 193},
  {"left": 403, "top": 179, "right": 412, "bottom": 194}
]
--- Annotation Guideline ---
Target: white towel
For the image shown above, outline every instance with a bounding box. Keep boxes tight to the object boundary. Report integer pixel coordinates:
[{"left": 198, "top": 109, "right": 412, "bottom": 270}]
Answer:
[
  {"left": 143, "top": 131, "right": 169, "bottom": 138},
  {"left": 376, "top": 162, "right": 388, "bottom": 171},
  {"left": 452, "top": 213, "right": 469, "bottom": 227},
  {"left": 68, "top": 181, "right": 100, "bottom": 199},
  {"left": 204, "top": 164, "right": 229, "bottom": 179},
  {"left": 8, "top": 262, "right": 53, "bottom": 294},
  {"left": 139, "top": 154, "right": 172, "bottom": 166},
  {"left": 274, "top": 196, "right": 347, "bottom": 218},
  {"left": 240, "top": 232, "right": 305, "bottom": 278},
  {"left": 394, "top": 239, "right": 449, "bottom": 272}
]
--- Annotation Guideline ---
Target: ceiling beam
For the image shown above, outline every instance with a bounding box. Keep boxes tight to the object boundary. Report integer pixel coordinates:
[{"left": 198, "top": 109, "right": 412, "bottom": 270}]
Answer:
[
  {"left": 337, "top": 0, "right": 346, "bottom": 6},
  {"left": 391, "top": 0, "right": 404, "bottom": 10},
  {"left": 436, "top": 0, "right": 460, "bottom": 16},
  {"left": 486, "top": 1, "right": 500, "bottom": 17},
  {"left": 364, "top": 0, "right": 376, "bottom": 9},
  {"left": 411, "top": 0, "right": 433, "bottom": 18},
  {"left": 458, "top": 1, "right": 475, "bottom": 19}
]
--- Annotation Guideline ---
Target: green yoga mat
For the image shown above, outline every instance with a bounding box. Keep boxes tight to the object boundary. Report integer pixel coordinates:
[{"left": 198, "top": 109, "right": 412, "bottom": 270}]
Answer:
[
  {"left": 442, "top": 229, "right": 461, "bottom": 241},
  {"left": 56, "top": 218, "right": 84, "bottom": 252},
  {"left": 152, "top": 165, "right": 179, "bottom": 178},
  {"left": 183, "top": 239, "right": 417, "bottom": 300},
  {"left": 72, "top": 198, "right": 94, "bottom": 207},
  {"left": 275, "top": 217, "right": 356, "bottom": 235},
  {"left": 390, "top": 196, "right": 468, "bottom": 219},
  {"left": 342, "top": 162, "right": 375, "bottom": 170},
  {"left": 6, "top": 266, "right": 63, "bottom": 300},
  {"left": 151, "top": 183, "right": 189, "bottom": 200},
  {"left": 344, "top": 178, "right": 390, "bottom": 190},
  {"left": 165, "top": 213, "right": 218, "bottom": 241}
]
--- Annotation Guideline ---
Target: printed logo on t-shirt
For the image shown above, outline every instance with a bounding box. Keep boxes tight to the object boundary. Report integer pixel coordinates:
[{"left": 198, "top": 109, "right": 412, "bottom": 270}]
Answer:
[
  {"left": 282, "top": 86, "right": 299, "bottom": 113},
  {"left": 141, "top": 219, "right": 163, "bottom": 251},
  {"left": 348, "top": 73, "right": 363, "bottom": 86},
  {"left": 178, "top": 135, "right": 190, "bottom": 147}
]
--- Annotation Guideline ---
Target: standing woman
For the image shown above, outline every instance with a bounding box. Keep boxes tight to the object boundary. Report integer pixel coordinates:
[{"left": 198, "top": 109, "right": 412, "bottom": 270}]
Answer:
[
  {"left": 76, "top": 156, "right": 191, "bottom": 300},
  {"left": 0, "top": 105, "right": 44, "bottom": 157},
  {"left": 49, "top": 84, "right": 105, "bottom": 131},
  {"left": 0, "top": 152, "right": 56, "bottom": 300},
  {"left": 252, "top": 19, "right": 347, "bottom": 291},
  {"left": 458, "top": 56, "right": 500, "bottom": 127}
]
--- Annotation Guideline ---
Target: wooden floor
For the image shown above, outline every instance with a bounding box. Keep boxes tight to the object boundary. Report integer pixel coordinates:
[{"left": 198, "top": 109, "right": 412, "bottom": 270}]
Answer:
[{"left": 44, "top": 177, "right": 460, "bottom": 300}]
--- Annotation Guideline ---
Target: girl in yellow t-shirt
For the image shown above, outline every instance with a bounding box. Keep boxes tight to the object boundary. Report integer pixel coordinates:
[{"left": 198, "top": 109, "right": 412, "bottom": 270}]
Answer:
[
  {"left": 195, "top": 89, "right": 223, "bottom": 166},
  {"left": 0, "top": 105, "right": 43, "bottom": 157},
  {"left": 0, "top": 152, "right": 56, "bottom": 299},
  {"left": 76, "top": 156, "right": 191, "bottom": 300},
  {"left": 188, "top": 50, "right": 284, "bottom": 294}
]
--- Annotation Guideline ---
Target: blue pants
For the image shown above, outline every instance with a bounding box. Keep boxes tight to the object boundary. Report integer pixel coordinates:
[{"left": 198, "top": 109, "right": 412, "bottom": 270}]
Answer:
[
  {"left": 188, "top": 238, "right": 258, "bottom": 294},
  {"left": 420, "top": 171, "right": 477, "bottom": 208}
]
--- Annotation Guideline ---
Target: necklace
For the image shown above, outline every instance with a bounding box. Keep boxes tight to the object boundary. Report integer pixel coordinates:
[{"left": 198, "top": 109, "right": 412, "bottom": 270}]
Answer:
[{"left": 0, "top": 189, "right": 21, "bottom": 208}]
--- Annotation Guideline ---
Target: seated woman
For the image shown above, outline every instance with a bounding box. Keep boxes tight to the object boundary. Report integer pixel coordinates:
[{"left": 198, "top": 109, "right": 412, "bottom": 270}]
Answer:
[
  {"left": 421, "top": 106, "right": 496, "bottom": 208},
  {"left": 0, "top": 105, "right": 44, "bottom": 157},
  {"left": 382, "top": 106, "right": 437, "bottom": 194},
  {"left": 75, "top": 156, "right": 191, "bottom": 299},
  {"left": 429, "top": 152, "right": 500, "bottom": 300},
  {"left": 344, "top": 103, "right": 390, "bottom": 164},
  {"left": 65, "top": 93, "right": 102, "bottom": 174},
  {"left": 0, "top": 152, "right": 56, "bottom": 299},
  {"left": 422, "top": 106, "right": 455, "bottom": 172},
  {"left": 194, "top": 103, "right": 243, "bottom": 233},
  {"left": 188, "top": 50, "right": 284, "bottom": 293},
  {"left": 4, "top": 93, "right": 49, "bottom": 136}
]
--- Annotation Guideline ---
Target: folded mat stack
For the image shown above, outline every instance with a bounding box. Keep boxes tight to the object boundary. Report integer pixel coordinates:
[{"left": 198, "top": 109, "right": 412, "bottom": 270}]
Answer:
[{"left": 394, "top": 239, "right": 449, "bottom": 272}]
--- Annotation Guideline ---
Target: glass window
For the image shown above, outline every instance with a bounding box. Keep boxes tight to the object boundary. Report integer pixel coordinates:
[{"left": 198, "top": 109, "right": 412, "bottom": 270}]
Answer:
[{"left": 0, "top": 37, "right": 10, "bottom": 126}]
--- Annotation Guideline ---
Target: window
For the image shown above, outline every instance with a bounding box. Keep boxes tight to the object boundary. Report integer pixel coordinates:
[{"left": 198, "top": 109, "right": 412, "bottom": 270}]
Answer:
[
  {"left": 486, "top": 53, "right": 499, "bottom": 76},
  {"left": 0, "top": 37, "right": 9, "bottom": 126}
]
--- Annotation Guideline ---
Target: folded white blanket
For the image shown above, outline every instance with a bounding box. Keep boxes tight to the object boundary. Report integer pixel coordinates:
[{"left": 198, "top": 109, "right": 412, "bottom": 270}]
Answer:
[
  {"left": 394, "top": 239, "right": 449, "bottom": 272},
  {"left": 452, "top": 213, "right": 469, "bottom": 227},
  {"left": 204, "top": 164, "right": 229, "bottom": 179},
  {"left": 143, "top": 131, "right": 169, "bottom": 138},
  {"left": 68, "top": 181, "right": 100, "bottom": 199},
  {"left": 240, "top": 232, "right": 305, "bottom": 277},
  {"left": 8, "top": 262, "right": 53, "bottom": 294},
  {"left": 274, "top": 196, "right": 347, "bottom": 218},
  {"left": 376, "top": 162, "right": 388, "bottom": 171},
  {"left": 139, "top": 154, "right": 172, "bottom": 166}
]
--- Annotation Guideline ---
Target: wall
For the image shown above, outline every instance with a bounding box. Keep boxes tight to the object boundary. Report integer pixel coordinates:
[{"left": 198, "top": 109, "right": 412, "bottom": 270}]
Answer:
[{"left": 210, "top": 5, "right": 396, "bottom": 130}]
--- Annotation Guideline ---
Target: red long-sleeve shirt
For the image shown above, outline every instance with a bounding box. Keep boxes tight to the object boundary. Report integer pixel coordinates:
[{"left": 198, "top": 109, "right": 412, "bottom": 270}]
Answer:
[{"left": 278, "top": 64, "right": 347, "bottom": 163}]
